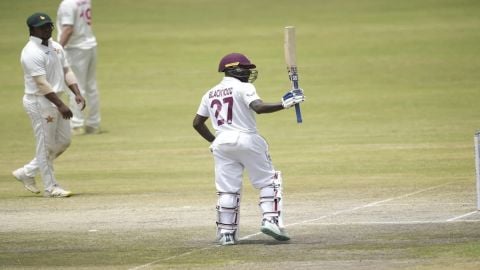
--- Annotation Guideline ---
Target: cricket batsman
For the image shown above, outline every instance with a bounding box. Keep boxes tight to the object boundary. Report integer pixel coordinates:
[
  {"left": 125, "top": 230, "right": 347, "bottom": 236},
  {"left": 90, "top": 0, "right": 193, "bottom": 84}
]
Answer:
[{"left": 192, "top": 53, "right": 305, "bottom": 245}]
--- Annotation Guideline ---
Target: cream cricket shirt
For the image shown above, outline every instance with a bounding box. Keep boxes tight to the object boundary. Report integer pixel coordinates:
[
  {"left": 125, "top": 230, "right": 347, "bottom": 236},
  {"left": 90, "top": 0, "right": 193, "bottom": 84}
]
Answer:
[
  {"left": 57, "top": 0, "right": 97, "bottom": 49},
  {"left": 197, "top": 77, "right": 261, "bottom": 134},
  {"left": 21, "top": 36, "right": 68, "bottom": 95}
]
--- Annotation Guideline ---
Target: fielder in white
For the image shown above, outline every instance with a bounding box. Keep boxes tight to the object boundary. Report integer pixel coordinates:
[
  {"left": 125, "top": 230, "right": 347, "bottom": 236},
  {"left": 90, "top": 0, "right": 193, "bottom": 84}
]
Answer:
[
  {"left": 57, "top": 0, "right": 100, "bottom": 135},
  {"left": 193, "top": 53, "right": 305, "bottom": 245},
  {"left": 12, "top": 12, "right": 85, "bottom": 197}
]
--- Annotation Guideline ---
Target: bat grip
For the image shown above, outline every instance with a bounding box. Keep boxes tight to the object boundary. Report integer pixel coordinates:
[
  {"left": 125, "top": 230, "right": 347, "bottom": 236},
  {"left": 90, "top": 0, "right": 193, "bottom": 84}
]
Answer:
[
  {"left": 294, "top": 103, "right": 302, "bottom": 123},
  {"left": 291, "top": 78, "right": 302, "bottom": 123}
]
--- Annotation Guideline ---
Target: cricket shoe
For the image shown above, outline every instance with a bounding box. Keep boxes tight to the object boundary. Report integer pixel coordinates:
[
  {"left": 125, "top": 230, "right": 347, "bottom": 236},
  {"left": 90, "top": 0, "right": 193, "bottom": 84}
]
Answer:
[
  {"left": 12, "top": 168, "right": 40, "bottom": 194},
  {"left": 260, "top": 218, "right": 290, "bottom": 241},
  {"left": 218, "top": 233, "right": 236, "bottom": 246},
  {"left": 71, "top": 126, "right": 86, "bottom": 136},
  {"left": 85, "top": 126, "right": 101, "bottom": 134},
  {"left": 44, "top": 186, "right": 72, "bottom": 198}
]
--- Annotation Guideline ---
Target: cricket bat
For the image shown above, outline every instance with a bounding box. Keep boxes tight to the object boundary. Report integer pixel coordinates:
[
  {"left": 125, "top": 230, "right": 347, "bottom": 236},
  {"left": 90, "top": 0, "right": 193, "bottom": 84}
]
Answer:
[{"left": 284, "top": 26, "right": 303, "bottom": 123}]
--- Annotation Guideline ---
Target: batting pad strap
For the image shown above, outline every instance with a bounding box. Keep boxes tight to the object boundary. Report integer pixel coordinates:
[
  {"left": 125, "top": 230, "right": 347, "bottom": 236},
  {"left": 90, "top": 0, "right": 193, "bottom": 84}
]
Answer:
[
  {"left": 259, "top": 193, "right": 281, "bottom": 218},
  {"left": 259, "top": 171, "right": 285, "bottom": 226},
  {"left": 216, "top": 192, "right": 240, "bottom": 230}
]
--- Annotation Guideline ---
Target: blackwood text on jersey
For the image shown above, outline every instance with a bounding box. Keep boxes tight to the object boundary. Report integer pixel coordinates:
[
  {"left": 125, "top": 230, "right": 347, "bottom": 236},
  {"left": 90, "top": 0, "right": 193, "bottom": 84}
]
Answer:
[{"left": 209, "top": 87, "right": 233, "bottom": 99}]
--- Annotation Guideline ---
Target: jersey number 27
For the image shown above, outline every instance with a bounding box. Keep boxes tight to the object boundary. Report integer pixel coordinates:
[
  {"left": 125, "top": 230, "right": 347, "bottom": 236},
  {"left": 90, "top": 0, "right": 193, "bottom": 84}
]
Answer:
[{"left": 210, "top": 97, "right": 233, "bottom": 126}]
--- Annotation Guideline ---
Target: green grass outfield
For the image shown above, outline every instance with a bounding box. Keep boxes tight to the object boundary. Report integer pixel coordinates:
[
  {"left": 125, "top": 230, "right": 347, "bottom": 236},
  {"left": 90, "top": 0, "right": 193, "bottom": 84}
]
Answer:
[{"left": 1, "top": 0, "right": 480, "bottom": 269}]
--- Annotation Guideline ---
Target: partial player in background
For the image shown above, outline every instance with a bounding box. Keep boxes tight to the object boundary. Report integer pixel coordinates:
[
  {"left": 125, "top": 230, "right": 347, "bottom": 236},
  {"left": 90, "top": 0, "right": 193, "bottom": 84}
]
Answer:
[
  {"left": 193, "top": 53, "right": 305, "bottom": 245},
  {"left": 57, "top": 0, "right": 101, "bottom": 135},
  {"left": 13, "top": 12, "right": 85, "bottom": 197}
]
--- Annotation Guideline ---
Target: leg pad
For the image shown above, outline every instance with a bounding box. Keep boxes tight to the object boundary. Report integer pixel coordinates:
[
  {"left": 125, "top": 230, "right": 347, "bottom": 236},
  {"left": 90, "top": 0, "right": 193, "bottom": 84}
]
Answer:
[
  {"left": 259, "top": 171, "right": 285, "bottom": 227},
  {"left": 216, "top": 192, "right": 240, "bottom": 235}
]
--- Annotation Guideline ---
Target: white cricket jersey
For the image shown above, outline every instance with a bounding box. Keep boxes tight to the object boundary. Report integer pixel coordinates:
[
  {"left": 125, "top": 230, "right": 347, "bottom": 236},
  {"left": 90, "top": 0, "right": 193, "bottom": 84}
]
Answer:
[
  {"left": 197, "top": 77, "right": 261, "bottom": 134},
  {"left": 21, "top": 37, "right": 68, "bottom": 95},
  {"left": 57, "top": 0, "right": 97, "bottom": 49}
]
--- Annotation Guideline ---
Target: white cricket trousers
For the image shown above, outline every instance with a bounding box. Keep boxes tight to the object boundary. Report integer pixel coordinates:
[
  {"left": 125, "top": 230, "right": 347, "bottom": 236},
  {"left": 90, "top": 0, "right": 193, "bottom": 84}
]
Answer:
[
  {"left": 21, "top": 94, "right": 71, "bottom": 191},
  {"left": 65, "top": 47, "right": 100, "bottom": 129},
  {"left": 212, "top": 132, "right": 277, "bottom": 193}
]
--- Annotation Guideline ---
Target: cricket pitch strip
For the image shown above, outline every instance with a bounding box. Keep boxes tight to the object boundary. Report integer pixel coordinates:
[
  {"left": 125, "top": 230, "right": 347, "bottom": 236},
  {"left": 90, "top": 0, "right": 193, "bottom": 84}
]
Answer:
[{"left": 1, "top": 181, "right": 479, "bottom": 270}]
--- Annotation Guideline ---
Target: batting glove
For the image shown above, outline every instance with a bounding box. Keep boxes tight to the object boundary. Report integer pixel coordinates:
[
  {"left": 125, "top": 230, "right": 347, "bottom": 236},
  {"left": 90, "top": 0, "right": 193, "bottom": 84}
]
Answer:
[{"left": 282, "top": 88, "right": 305, "bottom": 109}]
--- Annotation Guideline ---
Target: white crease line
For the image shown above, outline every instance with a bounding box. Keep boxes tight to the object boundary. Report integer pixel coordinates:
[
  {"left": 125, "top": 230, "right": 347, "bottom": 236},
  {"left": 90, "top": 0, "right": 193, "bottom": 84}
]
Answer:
[
  {"left": 379, "top": 203, "right": 475, "bottom": 206},
  {"left": 307, "top": 219, "right": 480, "bottom": 226},
  {"left": 128, "top": 247, "right": 215, "bottom": 270},
  {"left": 129, "top": 182, "right": 452, "bottom": 270},
  {"left": 287, "top": 182, "right": 453, "bottom": 227},
  {"left": 446, "top": 210, "right": 479, "bottom": 222},
  {"left": 239, "top": 231, "right": 262, "bottom": 240}
]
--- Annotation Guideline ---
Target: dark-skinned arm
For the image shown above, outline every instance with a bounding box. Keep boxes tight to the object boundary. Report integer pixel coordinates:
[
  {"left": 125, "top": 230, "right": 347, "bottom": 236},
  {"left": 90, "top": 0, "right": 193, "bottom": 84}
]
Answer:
[
  {"left": 63, "top": 67, "right": 86, "bottom": 110},
  {"left": 249, "top": 99, "right": 284, "bottom": 114},
  {"left": 32, "top": 75, "right": 73, "bottom": 119},
  {"left": 193, "top": 114, "right": 216, "bottom": 143},
  {"left": 44, "top": 92, "right": 73, "bottom": 119}
]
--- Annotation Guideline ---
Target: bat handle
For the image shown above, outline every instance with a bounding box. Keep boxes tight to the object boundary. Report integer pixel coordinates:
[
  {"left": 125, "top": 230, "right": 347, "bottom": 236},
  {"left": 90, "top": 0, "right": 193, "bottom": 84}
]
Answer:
[{"left": 294, "top": 103, "right": 302, "bottom": 123}]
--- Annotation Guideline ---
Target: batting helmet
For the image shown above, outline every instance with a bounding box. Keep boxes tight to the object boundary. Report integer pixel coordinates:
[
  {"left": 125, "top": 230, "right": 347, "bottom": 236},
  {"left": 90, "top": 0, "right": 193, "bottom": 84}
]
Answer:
[{"left": 218, "top": 53, "right": 256, "bottom": 72}]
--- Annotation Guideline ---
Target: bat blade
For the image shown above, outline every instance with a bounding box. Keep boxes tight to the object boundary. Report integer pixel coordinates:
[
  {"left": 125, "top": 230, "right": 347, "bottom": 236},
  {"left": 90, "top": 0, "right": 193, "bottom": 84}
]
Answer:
[
  {"left": 284, "top": 26, "right": 297, "bottom": 68},
  {"left": 284, "top": 26, "right": 303, "bottom": 123}
]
